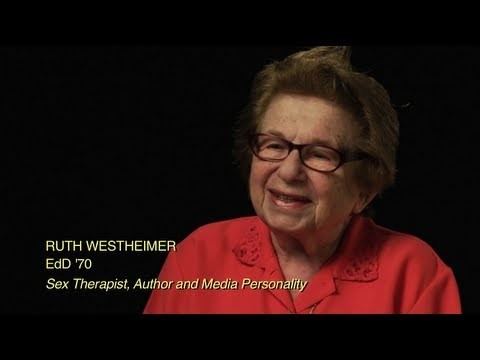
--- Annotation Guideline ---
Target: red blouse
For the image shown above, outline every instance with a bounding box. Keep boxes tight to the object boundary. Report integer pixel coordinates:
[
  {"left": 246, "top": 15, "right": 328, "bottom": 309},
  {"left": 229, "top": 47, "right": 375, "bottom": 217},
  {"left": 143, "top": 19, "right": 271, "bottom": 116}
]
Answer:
[{"left": 144, "top": 216, "right": 461, "bottom": 314}]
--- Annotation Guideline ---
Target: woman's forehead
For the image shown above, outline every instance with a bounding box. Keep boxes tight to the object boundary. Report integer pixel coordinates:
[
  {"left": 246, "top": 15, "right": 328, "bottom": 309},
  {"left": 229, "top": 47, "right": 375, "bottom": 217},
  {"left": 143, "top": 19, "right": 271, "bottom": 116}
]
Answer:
[{"left": 259, "top": 94, "right": 359, "bottom": 146}]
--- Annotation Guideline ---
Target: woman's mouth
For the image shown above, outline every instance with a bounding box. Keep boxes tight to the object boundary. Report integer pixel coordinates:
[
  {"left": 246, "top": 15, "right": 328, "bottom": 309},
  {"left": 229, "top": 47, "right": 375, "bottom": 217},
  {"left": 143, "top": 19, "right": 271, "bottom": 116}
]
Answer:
[{"left": 269, "top": 189, "right": 312, "bottom": 209}]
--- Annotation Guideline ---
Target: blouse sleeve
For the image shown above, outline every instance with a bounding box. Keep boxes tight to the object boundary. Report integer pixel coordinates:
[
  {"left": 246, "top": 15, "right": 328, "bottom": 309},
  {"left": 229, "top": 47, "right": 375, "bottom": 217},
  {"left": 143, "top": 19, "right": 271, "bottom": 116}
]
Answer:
[{"left": 408, "top": 264, "right": 462, "bottom": 314}]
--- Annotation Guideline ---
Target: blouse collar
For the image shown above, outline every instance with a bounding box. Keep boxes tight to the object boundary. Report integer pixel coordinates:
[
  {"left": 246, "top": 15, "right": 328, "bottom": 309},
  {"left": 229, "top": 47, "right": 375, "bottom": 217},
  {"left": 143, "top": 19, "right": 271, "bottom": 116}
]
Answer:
[{"left": 232, "top": 216, "right": 380, "bottom": 282}]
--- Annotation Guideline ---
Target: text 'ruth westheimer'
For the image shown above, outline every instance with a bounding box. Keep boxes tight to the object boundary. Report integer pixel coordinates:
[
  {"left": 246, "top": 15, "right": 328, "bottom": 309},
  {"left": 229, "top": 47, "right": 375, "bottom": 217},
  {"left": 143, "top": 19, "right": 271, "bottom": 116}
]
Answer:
[{"left": 45, "top": 240, "right": 176, "bottom": 252}]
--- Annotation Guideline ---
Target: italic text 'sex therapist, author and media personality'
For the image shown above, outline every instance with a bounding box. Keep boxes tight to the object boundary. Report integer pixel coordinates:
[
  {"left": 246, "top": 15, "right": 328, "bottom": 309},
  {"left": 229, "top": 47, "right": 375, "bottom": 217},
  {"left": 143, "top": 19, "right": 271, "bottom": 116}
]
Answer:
[{"left": 144, "top": 47, "right": 461, "bottom": 314}]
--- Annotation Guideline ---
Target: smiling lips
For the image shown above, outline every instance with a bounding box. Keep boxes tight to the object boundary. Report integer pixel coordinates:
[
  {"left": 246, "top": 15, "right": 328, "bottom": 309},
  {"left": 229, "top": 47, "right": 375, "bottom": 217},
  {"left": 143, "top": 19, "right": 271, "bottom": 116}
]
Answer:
[{"left": 269, "top": 189, "right": 312, "bottom": 209}]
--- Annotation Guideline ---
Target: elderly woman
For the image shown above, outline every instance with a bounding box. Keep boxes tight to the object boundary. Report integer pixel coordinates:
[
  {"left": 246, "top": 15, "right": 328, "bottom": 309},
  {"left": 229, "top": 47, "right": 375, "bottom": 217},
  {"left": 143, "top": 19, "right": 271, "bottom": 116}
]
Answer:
[{"left": 144, "top": 47, "right": 461, "bottom": 314}]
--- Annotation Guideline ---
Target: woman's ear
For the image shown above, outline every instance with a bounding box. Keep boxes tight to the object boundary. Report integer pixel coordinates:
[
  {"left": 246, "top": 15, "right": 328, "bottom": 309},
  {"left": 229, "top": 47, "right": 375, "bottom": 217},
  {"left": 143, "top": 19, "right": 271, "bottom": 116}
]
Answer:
[{"left": 352, "top": 191, "right": 378, "bottom": 215}]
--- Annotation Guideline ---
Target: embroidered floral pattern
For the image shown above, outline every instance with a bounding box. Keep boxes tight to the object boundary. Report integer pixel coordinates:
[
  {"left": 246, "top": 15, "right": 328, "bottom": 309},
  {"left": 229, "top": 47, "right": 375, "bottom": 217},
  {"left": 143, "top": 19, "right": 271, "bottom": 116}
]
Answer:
[
  {"left": 232, "top": 224, "right": 261, "bottom": 266},
  {"left": 340, "top": 240, "right": 379, "bottom": 281},
  {"left": 232, "top": 218, "right": 380, "bottom": 282}
]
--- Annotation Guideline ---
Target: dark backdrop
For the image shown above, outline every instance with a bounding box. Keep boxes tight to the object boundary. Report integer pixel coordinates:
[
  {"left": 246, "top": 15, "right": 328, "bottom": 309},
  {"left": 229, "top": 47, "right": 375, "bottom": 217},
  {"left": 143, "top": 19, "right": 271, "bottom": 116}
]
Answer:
[{"left": 3, "top": 46, "right": 479, "bottom": 313}]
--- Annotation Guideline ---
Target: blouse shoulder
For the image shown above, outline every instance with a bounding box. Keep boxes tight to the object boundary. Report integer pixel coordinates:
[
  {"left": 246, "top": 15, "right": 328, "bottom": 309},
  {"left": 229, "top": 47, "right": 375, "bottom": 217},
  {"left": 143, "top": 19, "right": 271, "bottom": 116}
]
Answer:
[
  {"left": 175, "top": 216, "right": 262, "bottom": 254},
  {"left": 368, "top": 219, "right": 451, "bottom": 282},
  {"left": 166, "top": 217, "right": 267, "bottom": 275},
  {"left": 373, "top": 222, "right": 439, "bottom": 260}
]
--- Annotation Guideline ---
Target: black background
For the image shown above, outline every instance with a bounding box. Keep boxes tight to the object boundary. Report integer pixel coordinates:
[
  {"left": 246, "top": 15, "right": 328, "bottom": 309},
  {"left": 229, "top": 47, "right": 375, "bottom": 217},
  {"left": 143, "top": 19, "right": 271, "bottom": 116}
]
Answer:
[{"left": 3, "top": 46, "right": 479, "bottom": 313}]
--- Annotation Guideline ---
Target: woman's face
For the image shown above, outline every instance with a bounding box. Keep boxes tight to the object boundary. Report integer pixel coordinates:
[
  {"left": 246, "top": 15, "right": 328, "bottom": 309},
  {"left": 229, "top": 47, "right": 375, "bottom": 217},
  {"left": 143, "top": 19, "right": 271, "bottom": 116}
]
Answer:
[{"left": 249, "top": 93, "right": 369, "bottom": 238}]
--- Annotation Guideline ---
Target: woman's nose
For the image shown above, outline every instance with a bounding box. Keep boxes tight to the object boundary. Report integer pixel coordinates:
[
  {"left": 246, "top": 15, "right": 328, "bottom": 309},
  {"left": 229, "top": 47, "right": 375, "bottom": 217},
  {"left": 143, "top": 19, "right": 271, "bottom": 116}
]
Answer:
[{"left": 276, "top": 150, "right": 307, "bottom": 183}]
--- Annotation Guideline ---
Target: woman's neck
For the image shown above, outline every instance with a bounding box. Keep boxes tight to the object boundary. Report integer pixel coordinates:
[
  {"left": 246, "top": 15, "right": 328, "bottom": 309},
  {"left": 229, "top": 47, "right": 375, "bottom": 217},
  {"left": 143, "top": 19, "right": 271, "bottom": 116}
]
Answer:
[{"left": 271, "top": 218, "right": 350, "bottom": 281}]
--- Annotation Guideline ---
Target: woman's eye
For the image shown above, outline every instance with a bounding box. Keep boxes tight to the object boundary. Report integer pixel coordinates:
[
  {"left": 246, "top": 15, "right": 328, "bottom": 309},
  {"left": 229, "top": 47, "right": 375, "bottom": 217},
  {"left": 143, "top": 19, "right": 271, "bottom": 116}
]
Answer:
[
  {"left": 266, "top": 143, "right": 285, "bottom": 149},
  {"left": 308, "top": 148, "right": 335, "bottom": 161}
]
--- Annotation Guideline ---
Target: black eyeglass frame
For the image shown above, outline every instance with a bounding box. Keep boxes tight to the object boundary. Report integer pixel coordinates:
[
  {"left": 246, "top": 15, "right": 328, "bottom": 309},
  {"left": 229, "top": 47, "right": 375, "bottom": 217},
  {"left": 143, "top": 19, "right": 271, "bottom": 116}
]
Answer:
[{"left": 248, "top": 133, "right": 369, "bottom": 173}]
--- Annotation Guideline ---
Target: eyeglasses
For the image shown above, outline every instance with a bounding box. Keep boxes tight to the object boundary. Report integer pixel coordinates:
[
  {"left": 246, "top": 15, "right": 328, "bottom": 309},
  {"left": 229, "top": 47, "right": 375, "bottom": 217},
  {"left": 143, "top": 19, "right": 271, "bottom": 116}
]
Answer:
[{"left": 249, "top": 133, "right": 368, "bottom": 173}]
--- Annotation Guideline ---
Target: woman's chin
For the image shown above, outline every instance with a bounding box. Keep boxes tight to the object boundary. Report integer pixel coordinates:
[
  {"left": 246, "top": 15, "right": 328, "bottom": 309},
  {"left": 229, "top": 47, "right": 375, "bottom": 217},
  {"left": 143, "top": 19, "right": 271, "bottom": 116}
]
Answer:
[{"left": 263, "top": 212, "right": 310, "bottom": 235}]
